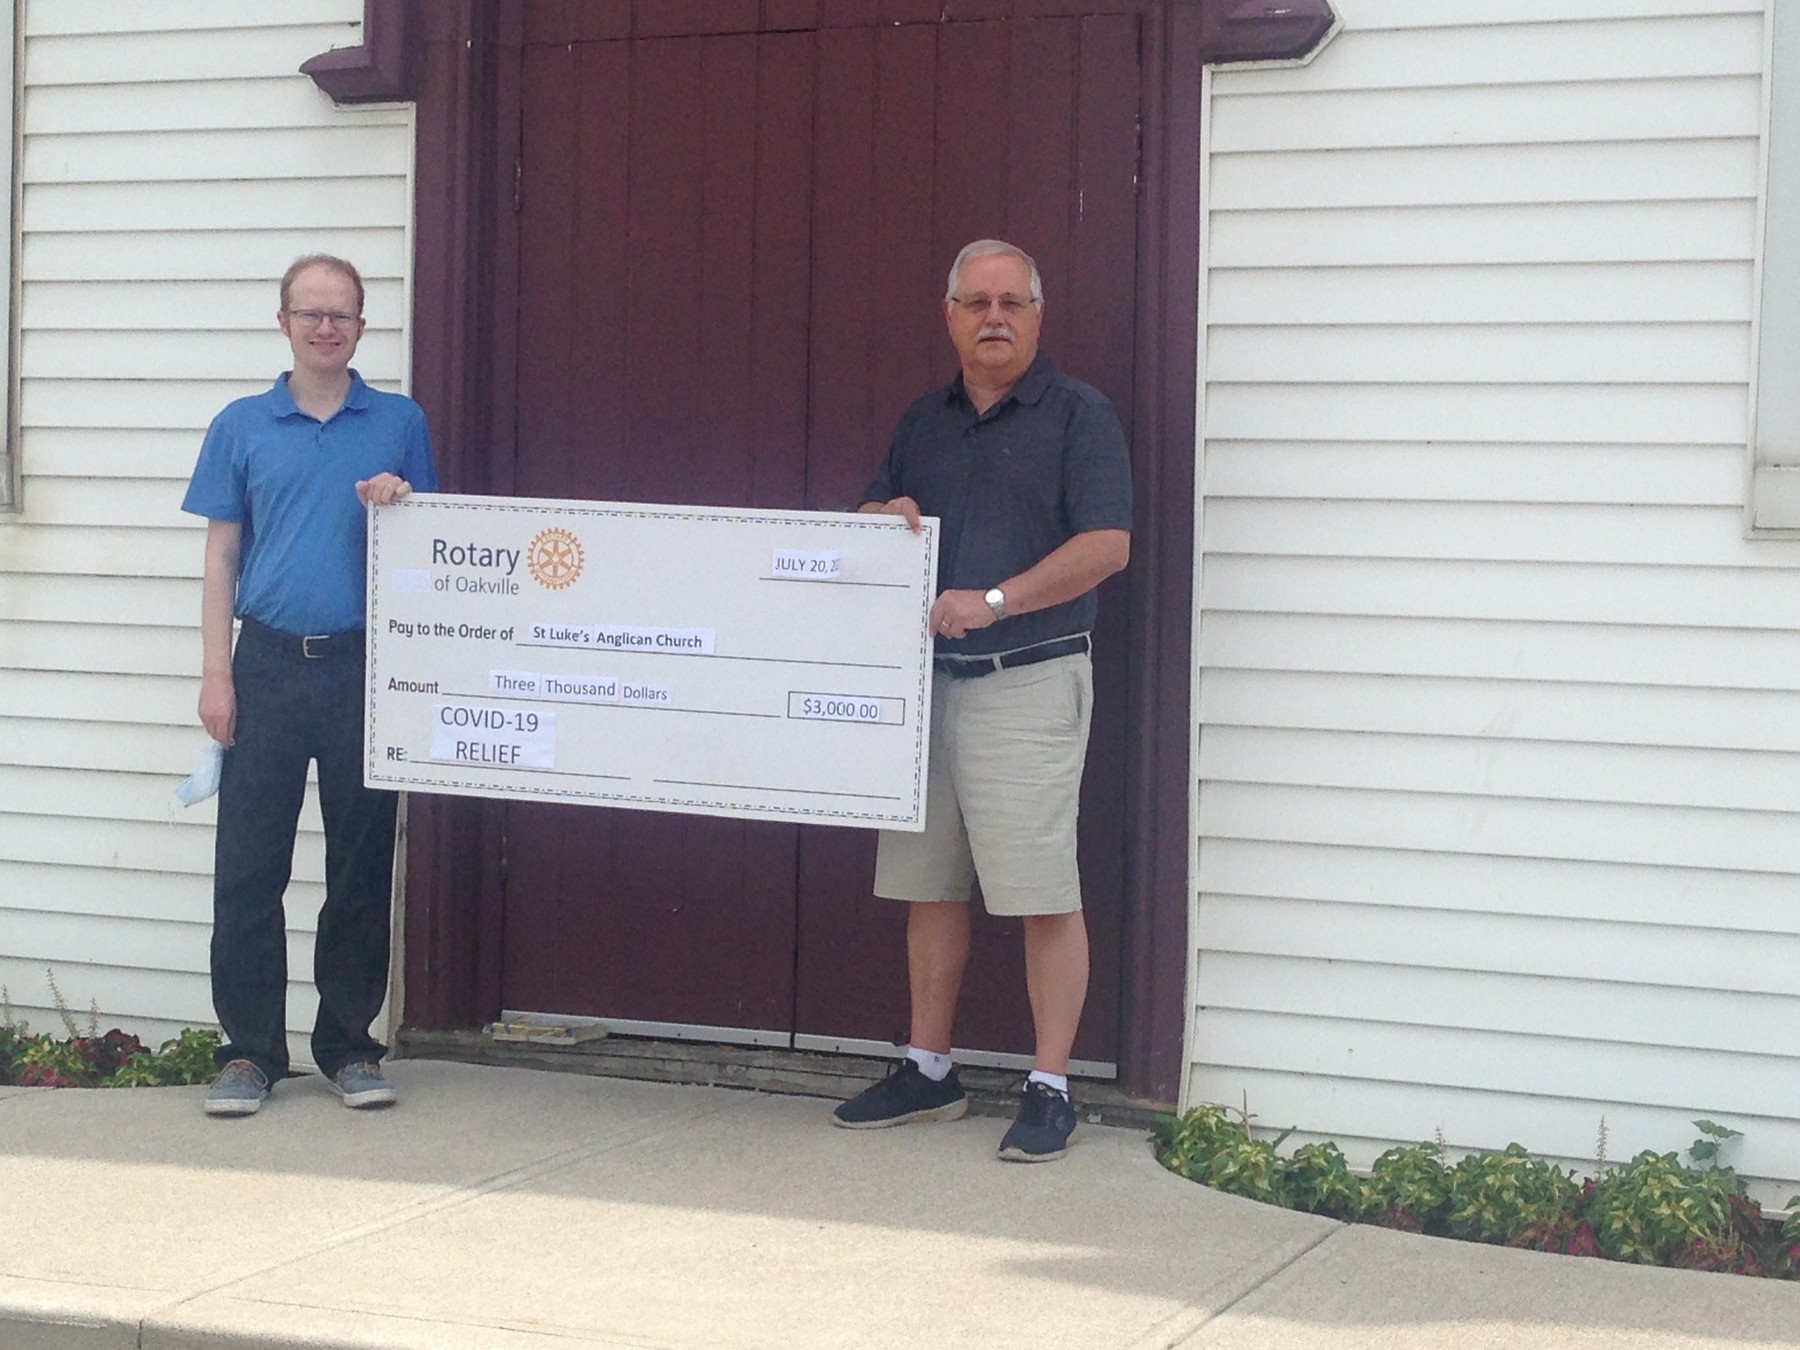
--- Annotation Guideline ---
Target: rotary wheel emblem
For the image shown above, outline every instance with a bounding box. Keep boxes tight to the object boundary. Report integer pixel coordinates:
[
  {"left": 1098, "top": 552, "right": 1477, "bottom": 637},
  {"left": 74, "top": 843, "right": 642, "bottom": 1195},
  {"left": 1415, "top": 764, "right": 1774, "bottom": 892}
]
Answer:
[{"left": 527, "top": 528, "right": 584, "bottom": 589}]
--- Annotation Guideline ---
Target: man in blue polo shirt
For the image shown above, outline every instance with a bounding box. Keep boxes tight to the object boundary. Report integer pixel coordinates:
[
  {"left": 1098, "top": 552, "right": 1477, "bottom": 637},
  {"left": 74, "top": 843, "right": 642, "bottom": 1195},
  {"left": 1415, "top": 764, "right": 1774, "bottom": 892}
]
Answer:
[
  {"left": 833, "top": 240, "right": 1132, "bottom": 1162},
  {"left": 182, "top": 254, "right": 436, "bottom": 1117}
]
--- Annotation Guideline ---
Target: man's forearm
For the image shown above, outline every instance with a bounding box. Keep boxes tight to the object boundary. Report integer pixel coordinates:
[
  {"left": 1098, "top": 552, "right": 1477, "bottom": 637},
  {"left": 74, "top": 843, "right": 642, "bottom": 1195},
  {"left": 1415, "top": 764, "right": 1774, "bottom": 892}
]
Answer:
[
  {"left": 200, "top": 521, "right": 241, "bottom": 674},
  {"left": 997, "top": 529, "right": 1130, "bottom": 617}
]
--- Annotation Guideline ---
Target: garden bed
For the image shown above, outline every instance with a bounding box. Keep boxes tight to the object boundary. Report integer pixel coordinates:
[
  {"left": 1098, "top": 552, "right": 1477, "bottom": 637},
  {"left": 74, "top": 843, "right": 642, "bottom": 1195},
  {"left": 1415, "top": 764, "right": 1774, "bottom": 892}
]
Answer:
[{"left": 1156, "top": 1105, "right": 1799, "bottom": 1280}]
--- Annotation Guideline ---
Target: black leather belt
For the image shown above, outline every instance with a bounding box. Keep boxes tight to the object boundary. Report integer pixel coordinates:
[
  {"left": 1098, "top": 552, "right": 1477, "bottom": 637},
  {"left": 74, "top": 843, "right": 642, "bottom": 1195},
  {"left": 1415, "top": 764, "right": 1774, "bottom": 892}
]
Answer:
[
  {"left": 239, "top": 616, "right": 365, "bottom": 662},
  {"left": 933, "top": 633, "right": 1089, "bottom": 680}
]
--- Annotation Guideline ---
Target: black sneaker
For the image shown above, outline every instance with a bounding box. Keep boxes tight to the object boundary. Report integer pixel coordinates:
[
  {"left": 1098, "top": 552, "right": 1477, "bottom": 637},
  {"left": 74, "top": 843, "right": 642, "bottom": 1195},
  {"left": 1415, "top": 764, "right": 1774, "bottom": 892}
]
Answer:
[
  {"left": 833, "top": 1059, "right": 968, "bottom": 1129},
  {"left": 997, "top": 1080, "right": 1079, "bottom": 1162}
]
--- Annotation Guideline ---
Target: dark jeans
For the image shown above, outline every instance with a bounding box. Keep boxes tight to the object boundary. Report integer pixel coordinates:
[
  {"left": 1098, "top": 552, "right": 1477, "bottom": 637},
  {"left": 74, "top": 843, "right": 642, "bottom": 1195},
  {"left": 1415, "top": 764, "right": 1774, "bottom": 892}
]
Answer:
[{"left": 212, "top": 621, "right": 398, "bottom": 1082}]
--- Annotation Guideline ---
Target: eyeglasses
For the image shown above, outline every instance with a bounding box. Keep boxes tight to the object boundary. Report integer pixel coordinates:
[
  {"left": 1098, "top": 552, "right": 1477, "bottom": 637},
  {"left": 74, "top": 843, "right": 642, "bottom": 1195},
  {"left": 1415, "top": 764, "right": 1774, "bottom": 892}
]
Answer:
[
  {"left": 949, "top": 294, "right": 1038, "bottom": 316},
  {"left": 284, "top": 308, "right": 363, "bottom": 328}
]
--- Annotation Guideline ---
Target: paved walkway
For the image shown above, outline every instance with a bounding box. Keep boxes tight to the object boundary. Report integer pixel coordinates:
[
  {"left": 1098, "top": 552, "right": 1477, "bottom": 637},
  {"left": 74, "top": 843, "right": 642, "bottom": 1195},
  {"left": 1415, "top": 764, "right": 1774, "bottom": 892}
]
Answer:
[{"left": 2, "top": 1060, "right": 1795, "bottom": 1349}]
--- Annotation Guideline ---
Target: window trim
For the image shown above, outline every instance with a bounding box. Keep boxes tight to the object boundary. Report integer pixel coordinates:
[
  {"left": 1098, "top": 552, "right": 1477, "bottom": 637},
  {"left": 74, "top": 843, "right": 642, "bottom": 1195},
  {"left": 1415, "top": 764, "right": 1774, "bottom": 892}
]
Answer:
[
  {"left": 0, "top": 0, "right": 18, "bottom": 512},
  {"left": 1750, "top": 0, "right": 1800, "bottom": 533}
]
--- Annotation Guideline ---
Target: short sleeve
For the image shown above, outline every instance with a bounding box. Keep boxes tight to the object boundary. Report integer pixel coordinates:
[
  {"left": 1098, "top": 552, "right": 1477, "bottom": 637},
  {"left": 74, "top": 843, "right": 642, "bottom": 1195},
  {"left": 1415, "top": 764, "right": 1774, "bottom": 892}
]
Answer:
[
  {"left": 861, "top": 410, "right": 911, "bottom": 507},
  {"left": 400, "top": 403, "right": 439, "bottom": 493},
  {"left": 181, "top": 409, "right": 248, "bottom": 523},
  {"left": 1062, "top": 394, "right": 1133, "bottom": 535}
]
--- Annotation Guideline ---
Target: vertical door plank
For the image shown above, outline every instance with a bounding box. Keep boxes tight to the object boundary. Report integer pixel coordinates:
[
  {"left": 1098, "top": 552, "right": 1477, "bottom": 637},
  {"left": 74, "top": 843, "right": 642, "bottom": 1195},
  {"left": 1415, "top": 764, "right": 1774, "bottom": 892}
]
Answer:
[
  {"left": 501, "top": 39, "right": 584, "bottom": 1008},
  {"left": 762, "top": 0, "right": 822, "bottom": 29},
  {"left": 928, "top": 15, "right": 1050, "bottom": 1058},
  {"left": 502, "top": 31, "right": 799, "bottom": 1033},
  {"left": 865, "top": 20, "right": 942, "bottom": 487},
  {"left": 578, "top": 3, "right": 634, "bottom": 40},
  {"left": 606, "top": 34, "right": 793, "bottom": 1031},
  {"left": 523, "top": 0, "right": 631, "bottom": 43},
  {"left": 879, "top": 0, "right": 949, "bottom": 21},
  {"left": 821, "top": 0, "right": 878, "bottom": 24},
  {"left": 945, "top": 0, "right": 1015, "bottom": 20},
  {"left": 750, "top": 31, "right": 817, "bottom": 509},
  {"left": 487, "top": 30, "right": 526, "bottom": 499},
  {"left": 695, "top": 34, "right": 761, "bottom": 506},
  {"left": 623, "top": 38, "right": 708, "bottom": 504},
  {"left": 564, "top": 41, "right": 632, "bottom": 503},
  {"left": 521, "top": 0, "right": 572, "bottom": 43},
  {"left": 514, "top": 42, "right": 579, "bottom": 497},
  {"left": 932, "top": 21, "right": 1010, "bottom": 263},
  {"left": 1069, "top": 13, "right": 1140, "bottom": 431},
  {"left": 794, "top": 12, "right": 1142, "bottom": 1064},
  {"left": 636, "top": 0, "right": 761, "bottom": 37},
  {"left": 792, "top": 21, "right": 906, "bottom": 1048},
  {"left": 807, "top": 25, "right": 878, "bottom": 495},
  {"left": 1004, "top": 18, "right": 1077, "bottom": 316},
  {"left": 1064, "top": 10, "right": 1143, "bottom": 1062}
]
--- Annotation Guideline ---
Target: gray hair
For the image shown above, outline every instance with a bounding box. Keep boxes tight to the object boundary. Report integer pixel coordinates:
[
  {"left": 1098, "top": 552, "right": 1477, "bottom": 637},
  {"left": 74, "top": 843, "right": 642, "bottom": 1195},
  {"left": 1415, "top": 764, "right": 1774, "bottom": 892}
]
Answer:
[{"left": 944, "top": 239, "right": 1043, "bottom": 306}]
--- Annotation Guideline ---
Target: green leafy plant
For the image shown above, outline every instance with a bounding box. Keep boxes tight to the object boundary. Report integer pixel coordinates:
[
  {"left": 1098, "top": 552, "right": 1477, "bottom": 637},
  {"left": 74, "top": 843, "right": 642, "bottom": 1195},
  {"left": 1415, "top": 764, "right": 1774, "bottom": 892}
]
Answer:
[
  {"left": 1154, "top": 1104, "right": 1290, "bottom": 1204},
  {"left": 19, "top": 1029, "right": 147, "bottom": 1087},
  {"left": 1673, "top": 1193, "right": 1770, "bottom": 1278},
  {"left": 1155, "top": 1103, "right": 1248, "bottom": 1181},
  {"left": 1687, "top": 1119, "right": 1744, "bottom": 1173},
  {"left": 0, "top": 1024, "right": 24, "bottom": 1085},
  {"left": 104, "top": 1028, "right": 223, "bottom": 1087},
  {"left": 1367, "top": 1142, "right": 1451, "bottom": 1232},
  {"left": 1445, "top": 1144, "right": 1581, "bottom": 1245},
  {"left": 1153, "top": 1109, "right": 1797, "bottom": 1282},
  {"left": 1510, "top": 1180, "right": 1602, "bottom": 1259},
  {"left": 0, "top": 1023, "right": 220, "bottom": 1090},
  {"left": 1201, "top": 1133, "right": 1290, "bottom": 1205},
  {"left": 1283, "top": 1141, "right": 1370, "bottom": 1221},
  {"left": 1588, "top": 1150, "right": 1735, "bottom": 1266},
  {"left": 1777, "top": 1197, "right": 1800, "bottom": 1279}
]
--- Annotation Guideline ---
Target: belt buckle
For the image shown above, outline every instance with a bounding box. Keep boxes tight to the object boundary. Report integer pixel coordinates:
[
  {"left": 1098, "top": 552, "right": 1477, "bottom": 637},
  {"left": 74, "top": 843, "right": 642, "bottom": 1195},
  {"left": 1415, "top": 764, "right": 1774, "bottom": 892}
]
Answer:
[{"left": 301, "top": 634, "right": 330, "bottom": 659}]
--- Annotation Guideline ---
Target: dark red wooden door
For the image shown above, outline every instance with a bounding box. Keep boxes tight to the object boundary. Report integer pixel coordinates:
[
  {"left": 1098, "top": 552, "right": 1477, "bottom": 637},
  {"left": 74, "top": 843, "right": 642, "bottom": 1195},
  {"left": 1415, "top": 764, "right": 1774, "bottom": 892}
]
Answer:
[{"left": 501, "top": 3, "right": 1142, "bottom": 1065}]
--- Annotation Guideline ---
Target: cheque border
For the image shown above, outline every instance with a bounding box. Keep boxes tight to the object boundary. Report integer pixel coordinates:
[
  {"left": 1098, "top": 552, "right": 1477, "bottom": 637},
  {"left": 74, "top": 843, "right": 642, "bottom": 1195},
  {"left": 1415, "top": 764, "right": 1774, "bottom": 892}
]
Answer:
[{"left": 364, "top": 493, "right": 937, "bottom": 829}]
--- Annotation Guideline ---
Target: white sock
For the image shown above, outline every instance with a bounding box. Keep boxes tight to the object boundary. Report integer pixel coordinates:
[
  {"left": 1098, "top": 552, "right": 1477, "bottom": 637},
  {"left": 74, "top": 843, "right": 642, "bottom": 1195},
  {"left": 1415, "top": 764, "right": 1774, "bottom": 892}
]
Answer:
[
  {"left": 1027, "top": 1069, "right": 1069, "bottom": 1097},
  {"left": 907, "top": 1047, "right": 953, "bottom": 1082}
]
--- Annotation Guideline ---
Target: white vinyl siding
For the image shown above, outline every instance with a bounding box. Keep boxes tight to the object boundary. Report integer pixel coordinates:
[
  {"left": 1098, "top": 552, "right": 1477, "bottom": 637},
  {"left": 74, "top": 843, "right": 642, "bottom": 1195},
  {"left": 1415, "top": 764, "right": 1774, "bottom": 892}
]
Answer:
[
  {"left": 0, "top": 1, "right": 413, "bottom": 1067},
  {"left": 1190, "top": 0, "right": 1800, "bottom": 1197}
]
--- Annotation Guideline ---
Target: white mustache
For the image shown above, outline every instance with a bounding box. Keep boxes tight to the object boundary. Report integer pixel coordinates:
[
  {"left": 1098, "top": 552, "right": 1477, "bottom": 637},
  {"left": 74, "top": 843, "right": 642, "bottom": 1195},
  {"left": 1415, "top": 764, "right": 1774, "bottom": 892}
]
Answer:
[{"left": 977, "top": 325, "right": 1013, "bottom": 341}]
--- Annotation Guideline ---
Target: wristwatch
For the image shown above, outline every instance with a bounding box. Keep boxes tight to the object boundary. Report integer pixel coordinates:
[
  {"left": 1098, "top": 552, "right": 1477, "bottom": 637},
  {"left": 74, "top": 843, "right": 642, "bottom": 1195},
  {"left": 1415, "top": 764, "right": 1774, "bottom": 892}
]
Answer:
[{"left": 983, "top": 586, "right": 1008, "bottom": 621}]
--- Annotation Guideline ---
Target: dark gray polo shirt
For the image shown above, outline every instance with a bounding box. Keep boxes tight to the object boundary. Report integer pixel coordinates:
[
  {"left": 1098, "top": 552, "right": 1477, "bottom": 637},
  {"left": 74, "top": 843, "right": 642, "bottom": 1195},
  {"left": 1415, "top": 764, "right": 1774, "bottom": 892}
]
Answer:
[{"left": 862, "top": 352, "right": 1132, "bottom": 658}]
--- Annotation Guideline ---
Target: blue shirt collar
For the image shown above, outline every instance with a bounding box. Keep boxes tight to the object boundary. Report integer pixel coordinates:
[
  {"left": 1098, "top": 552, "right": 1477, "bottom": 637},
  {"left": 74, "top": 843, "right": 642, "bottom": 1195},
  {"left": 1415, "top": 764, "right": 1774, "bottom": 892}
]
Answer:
[{"left": 267, "top": 369, "right": 372, "bottom": 421}]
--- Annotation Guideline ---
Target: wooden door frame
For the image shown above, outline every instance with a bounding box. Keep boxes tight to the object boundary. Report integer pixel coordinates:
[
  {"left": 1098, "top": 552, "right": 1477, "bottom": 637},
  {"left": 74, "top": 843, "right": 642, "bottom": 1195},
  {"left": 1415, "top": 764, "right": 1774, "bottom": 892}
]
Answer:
[{"left": 329, "top": 0, "right": 1336, "bottom": 1107}]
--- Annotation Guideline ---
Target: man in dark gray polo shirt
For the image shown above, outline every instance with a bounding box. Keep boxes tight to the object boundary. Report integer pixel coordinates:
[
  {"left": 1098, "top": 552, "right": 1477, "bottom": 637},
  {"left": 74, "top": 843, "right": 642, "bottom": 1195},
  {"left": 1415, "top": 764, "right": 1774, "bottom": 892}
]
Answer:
[{"left": 834, "top": 239, "right": 1132, "bottom": 1162}]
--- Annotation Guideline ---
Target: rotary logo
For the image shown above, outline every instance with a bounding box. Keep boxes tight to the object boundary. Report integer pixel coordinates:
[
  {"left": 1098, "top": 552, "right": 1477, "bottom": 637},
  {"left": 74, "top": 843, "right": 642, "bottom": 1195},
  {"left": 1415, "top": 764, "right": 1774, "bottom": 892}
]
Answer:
[{"left": 526, "top": 527, "right": 585, "bottom": 590}]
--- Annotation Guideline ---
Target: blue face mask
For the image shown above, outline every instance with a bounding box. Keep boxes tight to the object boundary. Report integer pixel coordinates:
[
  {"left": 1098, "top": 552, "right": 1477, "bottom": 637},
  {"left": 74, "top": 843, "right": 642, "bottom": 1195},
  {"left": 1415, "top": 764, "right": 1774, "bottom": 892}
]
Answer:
[{"left": 174, "top": 740, "right": 226, "bottom": 808}]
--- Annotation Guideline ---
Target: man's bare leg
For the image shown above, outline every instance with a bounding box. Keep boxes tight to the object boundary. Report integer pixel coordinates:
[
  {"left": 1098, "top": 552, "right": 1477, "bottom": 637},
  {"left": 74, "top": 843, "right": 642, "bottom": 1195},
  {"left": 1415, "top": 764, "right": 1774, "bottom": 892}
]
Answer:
[
  {"left": 1021, "top": 910, "right": 1089, "bottom": 1074},
  {"left": 907, "top": 899, "right": 971, "bottom": 1054}
]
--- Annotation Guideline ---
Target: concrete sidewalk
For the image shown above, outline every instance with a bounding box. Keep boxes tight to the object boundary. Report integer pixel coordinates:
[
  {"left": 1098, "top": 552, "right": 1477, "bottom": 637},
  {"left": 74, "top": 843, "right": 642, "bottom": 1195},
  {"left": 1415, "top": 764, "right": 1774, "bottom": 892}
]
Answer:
[{"left": 1, "top": 1061, "right": 1795, "bottom": 1350}]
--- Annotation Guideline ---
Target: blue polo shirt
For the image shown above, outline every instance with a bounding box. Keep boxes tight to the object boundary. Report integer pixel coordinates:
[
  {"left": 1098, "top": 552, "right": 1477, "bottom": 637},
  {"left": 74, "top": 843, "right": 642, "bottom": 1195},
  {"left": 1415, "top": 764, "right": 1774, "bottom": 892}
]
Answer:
[
  {"left": 182, "top": 371, "right": 437, "bottom": 635},
  {"left": 863, "top": 352, "right": 1132, "bottom": 657}
]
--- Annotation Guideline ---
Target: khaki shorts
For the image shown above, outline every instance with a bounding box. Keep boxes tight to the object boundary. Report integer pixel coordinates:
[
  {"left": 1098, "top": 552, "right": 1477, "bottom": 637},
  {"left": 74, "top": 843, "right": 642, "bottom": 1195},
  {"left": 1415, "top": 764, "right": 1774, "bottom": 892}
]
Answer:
[{"left": 874, "top": 651, "right": 1093, "bottom": 917}]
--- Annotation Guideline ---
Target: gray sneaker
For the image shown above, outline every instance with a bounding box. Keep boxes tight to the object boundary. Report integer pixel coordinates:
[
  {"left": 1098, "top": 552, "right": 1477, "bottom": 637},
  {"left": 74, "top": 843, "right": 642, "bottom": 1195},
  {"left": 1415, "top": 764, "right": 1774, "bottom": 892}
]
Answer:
[
  {"left": 329, "top": 1061, "right": 397, "bottom": 1109},
  {"left": 204, "top": 1059, "right": 271, "bottom": 1117}
]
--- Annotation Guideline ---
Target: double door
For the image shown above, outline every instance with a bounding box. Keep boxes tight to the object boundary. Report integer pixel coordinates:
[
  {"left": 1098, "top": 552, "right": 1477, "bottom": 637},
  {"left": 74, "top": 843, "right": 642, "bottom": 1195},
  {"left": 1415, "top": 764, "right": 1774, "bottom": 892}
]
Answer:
[{"left": 494, "top": 3, "right": 1144, "bottom": 1065}]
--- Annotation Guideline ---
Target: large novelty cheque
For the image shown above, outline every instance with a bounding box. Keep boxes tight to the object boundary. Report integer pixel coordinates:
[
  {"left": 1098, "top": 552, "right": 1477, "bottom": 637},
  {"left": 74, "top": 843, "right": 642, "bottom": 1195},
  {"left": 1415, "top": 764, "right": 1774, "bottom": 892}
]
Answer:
[{"left": 364, "top": 493, "right": 938, "bottom": 830}]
